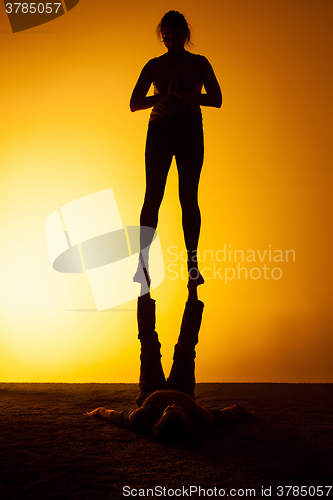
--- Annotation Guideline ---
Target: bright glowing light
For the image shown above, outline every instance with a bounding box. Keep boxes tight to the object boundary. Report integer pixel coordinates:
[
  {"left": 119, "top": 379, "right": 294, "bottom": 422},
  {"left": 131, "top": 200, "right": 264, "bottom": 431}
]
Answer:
[{"left": 0, "top": 0, "right": 332, "bottom": 382}]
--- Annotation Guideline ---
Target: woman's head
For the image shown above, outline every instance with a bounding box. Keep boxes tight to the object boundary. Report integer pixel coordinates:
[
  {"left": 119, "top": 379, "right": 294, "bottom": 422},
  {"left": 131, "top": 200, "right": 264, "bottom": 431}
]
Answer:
[
  {"left": 157, "top": 11, "right": 192, "bottom": 51},
  {"left": 151, "top": 401, "right": 192, "bottom": 443}
]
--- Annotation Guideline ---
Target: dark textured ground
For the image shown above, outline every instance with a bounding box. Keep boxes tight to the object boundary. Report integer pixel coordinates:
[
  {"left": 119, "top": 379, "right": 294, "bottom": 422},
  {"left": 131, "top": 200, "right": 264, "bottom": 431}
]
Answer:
[{"left": 0, "top": 383, "right": 332, "bottom": 500}]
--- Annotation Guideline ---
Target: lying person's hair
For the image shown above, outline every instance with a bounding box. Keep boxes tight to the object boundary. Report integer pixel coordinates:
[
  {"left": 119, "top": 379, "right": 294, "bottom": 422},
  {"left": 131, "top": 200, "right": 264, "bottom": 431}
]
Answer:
[{"left": 152, "top": 411, "right": 192, "bottom": 443}]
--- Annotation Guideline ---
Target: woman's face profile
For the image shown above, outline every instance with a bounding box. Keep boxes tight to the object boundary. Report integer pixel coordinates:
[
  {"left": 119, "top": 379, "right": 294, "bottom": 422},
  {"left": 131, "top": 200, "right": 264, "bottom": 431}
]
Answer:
[
  {"left": 162, "top": 401, "right": 187, "bottom": 419},
  {"left": 162, "top": 26, "right": 186, "bottom": 52}
]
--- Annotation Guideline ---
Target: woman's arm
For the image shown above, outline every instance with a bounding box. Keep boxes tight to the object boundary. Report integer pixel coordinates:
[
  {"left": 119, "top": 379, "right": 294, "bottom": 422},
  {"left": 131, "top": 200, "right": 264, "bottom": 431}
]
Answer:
[
  {"left": 130, "top": 60, "right": 170, "bottom": 112},
  {"left": 173, "top": 56, "right": 222, "bottom": 108},
  {"left": 199, "top": 56, "right": 222, "bottom": 107},
  {"left": 84, "top": 407, "right": 116, "bottom": 421},
  {"left": 219, "top": 404, "right": 254, "bottom": 422},
  {"left": 84, "top": 407, "right": 132, "bottom": 427},
  {"left": 200, "top": 404, "right": 254, "bottom": 427}
]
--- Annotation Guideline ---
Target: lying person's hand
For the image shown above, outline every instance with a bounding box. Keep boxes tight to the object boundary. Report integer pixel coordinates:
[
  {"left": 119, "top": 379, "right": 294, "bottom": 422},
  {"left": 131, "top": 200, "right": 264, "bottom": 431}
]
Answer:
[{"left": 83, "top": 407, "right": 105, "bottom": 417}]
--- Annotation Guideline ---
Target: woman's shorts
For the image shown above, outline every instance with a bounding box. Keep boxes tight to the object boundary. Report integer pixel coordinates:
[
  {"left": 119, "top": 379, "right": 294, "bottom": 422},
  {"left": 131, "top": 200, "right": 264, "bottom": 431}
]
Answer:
[{"left": 145, "top": 112, "right": 204, "bottom": 167}]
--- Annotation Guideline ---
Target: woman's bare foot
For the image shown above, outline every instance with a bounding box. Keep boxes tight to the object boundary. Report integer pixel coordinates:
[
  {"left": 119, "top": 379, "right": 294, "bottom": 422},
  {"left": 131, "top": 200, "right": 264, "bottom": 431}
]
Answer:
[
  {"left": 133, "top": 262, "right": 151, "bottom": 289},
  {"left": 187, "top": 270, "right": 204, "bottom": 289}
]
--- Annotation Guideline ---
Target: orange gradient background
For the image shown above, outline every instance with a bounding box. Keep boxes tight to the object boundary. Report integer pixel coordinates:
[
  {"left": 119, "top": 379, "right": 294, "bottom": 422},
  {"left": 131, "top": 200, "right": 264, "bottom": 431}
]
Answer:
[{"left": 0, "top": 0, "right": 332, "bottom": 383}]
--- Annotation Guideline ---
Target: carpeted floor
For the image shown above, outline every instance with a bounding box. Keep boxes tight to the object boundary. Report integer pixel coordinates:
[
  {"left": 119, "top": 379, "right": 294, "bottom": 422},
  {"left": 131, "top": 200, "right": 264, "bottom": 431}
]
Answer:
[{"left": 0, "top": 383, "right": 332, "bottom": 499}]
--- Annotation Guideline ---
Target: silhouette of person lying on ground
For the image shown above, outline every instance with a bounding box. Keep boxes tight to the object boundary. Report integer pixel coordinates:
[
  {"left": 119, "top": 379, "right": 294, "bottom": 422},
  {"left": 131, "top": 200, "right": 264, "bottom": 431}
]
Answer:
[{"left": 85, "top": 284, "right": 253, "bottom": 443}]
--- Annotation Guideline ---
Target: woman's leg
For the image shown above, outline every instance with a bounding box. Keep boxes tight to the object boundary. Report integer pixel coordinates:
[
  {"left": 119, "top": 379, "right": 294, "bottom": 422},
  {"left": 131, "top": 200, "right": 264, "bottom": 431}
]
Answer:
[
  {"left": 178, "top": 168, "right": 202, "bottom": 280},
  {"left": 175, "top": 114, "right": 204, "bottom": 286},
  {"left": 134, "top": 118, "right": 174, "bottom": 286}
]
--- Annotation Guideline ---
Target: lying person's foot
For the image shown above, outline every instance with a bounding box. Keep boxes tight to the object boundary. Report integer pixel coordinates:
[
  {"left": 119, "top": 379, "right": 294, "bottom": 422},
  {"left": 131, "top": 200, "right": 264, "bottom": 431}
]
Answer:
[{"left": 187, "top": 270, "right": 204, "bottom": 289}]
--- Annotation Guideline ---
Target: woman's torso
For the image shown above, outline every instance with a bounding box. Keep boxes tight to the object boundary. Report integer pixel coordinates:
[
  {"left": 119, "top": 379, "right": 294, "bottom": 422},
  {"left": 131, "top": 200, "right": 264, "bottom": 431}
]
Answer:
[
  {"left": 129, "top": 390, "right": 207, "bottom": 432},
  {"left": 149, "top": 51, "right": 204, "bottom": 121}
]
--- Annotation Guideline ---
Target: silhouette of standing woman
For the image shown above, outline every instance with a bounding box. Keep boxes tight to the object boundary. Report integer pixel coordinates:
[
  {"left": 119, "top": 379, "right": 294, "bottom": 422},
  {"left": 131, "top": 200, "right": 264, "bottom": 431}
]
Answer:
[{"left": 130, "top": 11, "right": 222, "bottom": 289}]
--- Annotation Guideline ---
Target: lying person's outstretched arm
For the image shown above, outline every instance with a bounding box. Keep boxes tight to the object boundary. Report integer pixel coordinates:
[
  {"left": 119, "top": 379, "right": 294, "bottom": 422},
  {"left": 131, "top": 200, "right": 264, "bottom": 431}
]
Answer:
[
  {"left": 220, "top": 404, "right": 254, "bottom": 422},
  {"left": 201, "top": 404, "right": 254, "bottom": 427},
  {"left": 84, "top": 407, "right": 132, "bottom": 427},
  {"left": 84, "top": 407, "right": 113, "bottom": 420}
]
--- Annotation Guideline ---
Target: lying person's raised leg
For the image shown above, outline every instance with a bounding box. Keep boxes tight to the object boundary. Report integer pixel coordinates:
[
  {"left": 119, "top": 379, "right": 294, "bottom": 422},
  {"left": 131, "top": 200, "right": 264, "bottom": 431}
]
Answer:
[
  {"left": 165, "top": 287, "right": 204, "bottom": 398},
  {"left": 136, "top": 286, "right": 166, "bottom": 406}
]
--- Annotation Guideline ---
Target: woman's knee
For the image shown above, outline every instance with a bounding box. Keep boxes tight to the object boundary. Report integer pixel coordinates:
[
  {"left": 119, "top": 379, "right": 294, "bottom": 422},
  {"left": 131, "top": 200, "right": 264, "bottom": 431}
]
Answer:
[
  {"left": 140, "top": 194, "right": 164, "bottom": 227},
  {"left": 142, "top": 190, "right": 165, "bottom": 212},
  {"left": 179, "top": 191, "right": 200, "bottom": 213}
]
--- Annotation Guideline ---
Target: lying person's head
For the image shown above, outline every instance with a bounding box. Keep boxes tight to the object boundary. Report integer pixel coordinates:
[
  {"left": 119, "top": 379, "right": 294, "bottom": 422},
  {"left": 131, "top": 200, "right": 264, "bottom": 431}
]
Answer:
[{"left": 152, "top": 401, "right": 192, "bottom": 443}]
